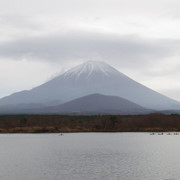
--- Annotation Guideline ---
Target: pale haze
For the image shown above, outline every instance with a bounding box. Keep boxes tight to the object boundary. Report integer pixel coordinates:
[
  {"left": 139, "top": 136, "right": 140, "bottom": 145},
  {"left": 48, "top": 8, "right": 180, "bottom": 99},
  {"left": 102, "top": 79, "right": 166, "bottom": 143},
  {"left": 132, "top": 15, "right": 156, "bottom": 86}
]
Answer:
[{"left": 0, "top": 0, "right": 180, "bottom": 101}]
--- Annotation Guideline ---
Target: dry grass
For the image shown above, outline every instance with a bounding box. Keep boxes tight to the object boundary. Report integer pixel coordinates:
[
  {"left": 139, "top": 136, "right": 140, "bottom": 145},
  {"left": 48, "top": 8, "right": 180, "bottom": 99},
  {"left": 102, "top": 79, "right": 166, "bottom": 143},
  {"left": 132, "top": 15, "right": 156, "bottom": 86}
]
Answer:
[{"left": 0, "top": 114, "right": 180, "bottom": 133}]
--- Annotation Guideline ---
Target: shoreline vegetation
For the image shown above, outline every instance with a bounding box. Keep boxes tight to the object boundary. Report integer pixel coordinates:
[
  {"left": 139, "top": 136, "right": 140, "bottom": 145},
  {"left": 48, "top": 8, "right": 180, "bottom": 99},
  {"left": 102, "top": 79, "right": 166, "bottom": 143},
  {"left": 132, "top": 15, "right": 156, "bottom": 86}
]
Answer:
[{"left": 0, "top": 113, "right": 180, "bottom": 133}]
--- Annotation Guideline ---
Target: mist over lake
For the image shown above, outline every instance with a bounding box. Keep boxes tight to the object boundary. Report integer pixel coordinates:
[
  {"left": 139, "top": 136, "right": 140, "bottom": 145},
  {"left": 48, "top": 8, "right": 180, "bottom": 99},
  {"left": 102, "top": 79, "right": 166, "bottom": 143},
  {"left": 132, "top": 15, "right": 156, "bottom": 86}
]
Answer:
[{"left": 0, "top": 133, "right": 180, "bottom": 180}]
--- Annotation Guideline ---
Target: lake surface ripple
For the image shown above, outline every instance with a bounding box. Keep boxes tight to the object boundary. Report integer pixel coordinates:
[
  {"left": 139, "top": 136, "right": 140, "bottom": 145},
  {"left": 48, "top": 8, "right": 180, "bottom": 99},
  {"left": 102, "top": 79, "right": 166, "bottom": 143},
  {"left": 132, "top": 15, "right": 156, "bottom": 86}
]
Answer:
[{"left": 0, "top": 133, "right": 179, "bottom": 180}]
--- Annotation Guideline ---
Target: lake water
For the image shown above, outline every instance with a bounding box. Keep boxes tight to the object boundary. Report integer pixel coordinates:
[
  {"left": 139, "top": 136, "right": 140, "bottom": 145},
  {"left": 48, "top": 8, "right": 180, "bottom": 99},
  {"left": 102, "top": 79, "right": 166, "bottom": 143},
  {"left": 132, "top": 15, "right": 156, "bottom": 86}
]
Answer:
[{"left": 0, "top": 133, "right": 179, "bottom": 180}]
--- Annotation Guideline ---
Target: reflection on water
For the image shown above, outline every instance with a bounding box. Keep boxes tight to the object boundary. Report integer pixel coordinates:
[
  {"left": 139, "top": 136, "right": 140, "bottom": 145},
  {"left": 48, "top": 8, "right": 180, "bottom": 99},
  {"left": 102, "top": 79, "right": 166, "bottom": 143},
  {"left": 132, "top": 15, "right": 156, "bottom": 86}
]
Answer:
[{"left": 0, "top": 133, "right": 179, "bottom": 180}]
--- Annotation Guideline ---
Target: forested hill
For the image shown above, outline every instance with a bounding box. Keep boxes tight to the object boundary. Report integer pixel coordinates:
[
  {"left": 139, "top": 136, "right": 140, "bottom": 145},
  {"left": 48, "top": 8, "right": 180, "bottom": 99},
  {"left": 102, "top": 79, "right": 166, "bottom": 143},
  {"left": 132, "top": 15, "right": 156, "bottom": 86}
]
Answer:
[{"left": 0, "top": 114, "right": 180, "bottom": 133}]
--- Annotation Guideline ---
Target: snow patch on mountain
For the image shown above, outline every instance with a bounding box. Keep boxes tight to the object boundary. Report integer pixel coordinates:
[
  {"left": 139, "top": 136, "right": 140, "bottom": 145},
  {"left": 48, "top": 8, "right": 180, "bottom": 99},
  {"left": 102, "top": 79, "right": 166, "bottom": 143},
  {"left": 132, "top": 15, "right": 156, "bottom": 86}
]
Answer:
[{"left": 63, "top": 61, "right": 124, "bottom": 80}]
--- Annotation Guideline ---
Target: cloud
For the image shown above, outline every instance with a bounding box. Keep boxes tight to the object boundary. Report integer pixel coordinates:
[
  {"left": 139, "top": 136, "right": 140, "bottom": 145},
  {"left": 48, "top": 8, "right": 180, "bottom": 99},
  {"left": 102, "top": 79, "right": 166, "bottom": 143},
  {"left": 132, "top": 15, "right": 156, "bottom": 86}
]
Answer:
[{"left": 0, "top": 33, "right": 179, "bottom": 68}]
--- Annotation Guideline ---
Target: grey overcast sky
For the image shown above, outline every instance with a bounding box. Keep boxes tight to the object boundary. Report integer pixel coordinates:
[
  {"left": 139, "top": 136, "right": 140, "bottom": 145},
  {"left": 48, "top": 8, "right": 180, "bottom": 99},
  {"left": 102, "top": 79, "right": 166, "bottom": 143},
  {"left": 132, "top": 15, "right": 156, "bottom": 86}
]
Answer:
[{"left": 0, "top": 0, "right": 180, "bottom": 100}]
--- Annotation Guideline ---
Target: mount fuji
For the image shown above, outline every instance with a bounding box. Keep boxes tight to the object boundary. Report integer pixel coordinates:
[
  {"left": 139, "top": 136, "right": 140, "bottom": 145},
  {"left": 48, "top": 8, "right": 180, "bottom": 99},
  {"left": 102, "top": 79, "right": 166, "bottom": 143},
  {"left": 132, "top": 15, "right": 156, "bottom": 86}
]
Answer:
[{"left": 0, "top": 60, "right": 180, "bottom": 112}]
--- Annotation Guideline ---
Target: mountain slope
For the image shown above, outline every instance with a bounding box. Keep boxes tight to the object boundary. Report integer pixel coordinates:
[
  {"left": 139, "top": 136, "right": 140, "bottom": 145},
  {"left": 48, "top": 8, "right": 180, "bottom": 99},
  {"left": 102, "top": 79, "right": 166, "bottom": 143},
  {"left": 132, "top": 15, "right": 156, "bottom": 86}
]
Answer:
[
  {"left": 41, "top": 94, "right": 150, "bottom": 115},
  {"left": 0, "top": 60, "right": 179, "bottom": 110}
]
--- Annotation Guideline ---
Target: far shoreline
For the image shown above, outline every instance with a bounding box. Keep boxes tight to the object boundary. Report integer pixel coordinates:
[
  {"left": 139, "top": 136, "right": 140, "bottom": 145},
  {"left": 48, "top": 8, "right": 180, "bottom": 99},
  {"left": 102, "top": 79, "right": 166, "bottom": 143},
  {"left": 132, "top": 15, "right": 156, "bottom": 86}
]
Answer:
[{"left": 0, "top": 113, "right": 180, "bottom": 133}]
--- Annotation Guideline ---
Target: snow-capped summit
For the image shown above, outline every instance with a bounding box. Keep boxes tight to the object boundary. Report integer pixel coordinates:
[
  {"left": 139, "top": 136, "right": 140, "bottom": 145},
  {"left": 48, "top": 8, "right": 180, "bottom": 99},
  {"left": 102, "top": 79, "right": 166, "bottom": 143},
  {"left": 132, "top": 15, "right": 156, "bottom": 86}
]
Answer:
[
  {"left": 63, "top": 61, "right": 121, "bottom": 79},
  {"left": 0, "top": 61, "right": 180, "bottom": 110}
]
